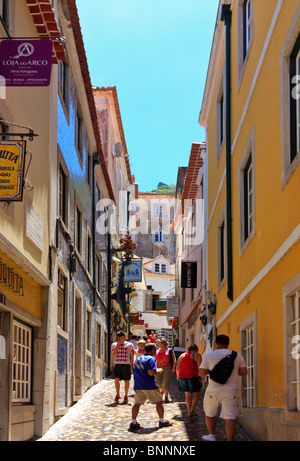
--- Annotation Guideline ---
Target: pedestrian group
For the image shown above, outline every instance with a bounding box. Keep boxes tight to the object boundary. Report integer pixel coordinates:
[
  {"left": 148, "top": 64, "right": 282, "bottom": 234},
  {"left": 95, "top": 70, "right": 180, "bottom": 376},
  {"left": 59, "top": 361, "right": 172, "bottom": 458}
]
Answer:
[{"left": 111, "top": 331, "right": 247, "bottom": 441}]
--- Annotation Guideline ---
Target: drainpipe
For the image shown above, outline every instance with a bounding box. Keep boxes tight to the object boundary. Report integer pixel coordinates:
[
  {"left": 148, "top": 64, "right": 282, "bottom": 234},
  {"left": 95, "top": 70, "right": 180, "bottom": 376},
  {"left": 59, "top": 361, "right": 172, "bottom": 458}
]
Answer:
[{"left": 221, "top": 4, "right": 233, "bottom": 302}]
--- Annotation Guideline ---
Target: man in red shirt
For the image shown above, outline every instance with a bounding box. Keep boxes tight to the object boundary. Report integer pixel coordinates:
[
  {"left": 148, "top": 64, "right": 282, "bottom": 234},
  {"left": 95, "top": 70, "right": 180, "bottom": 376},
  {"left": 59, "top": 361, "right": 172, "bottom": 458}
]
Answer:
[{"left": 149, "top": 331, "right": 156, "bottom": 343}]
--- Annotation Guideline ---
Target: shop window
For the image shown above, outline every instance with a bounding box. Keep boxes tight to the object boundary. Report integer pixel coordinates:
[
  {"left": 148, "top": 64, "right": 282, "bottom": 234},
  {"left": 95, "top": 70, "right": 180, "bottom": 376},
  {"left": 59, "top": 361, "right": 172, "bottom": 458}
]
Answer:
[{"left": 12, "top": 320, "right": 32, "bottom": 403}]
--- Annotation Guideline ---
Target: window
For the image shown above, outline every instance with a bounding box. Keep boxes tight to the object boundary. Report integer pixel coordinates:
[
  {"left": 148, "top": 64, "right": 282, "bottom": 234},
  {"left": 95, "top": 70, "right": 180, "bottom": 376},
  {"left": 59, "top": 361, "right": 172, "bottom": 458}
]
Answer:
[
  {"left": 288, "top": 290, "right": 300, "bottom": 411},
  {"left": 96, "top": 322, "right": 101, "bottom": 359},
  {"left": 219, "top": 220, "right": 226, "bottom": 284},
  {"left": 154, "top": 231, "right": 164, "bottom": 242},
  {"left": 243, "top": 154, "right": 253, "bottom": 241},
  {"left": 12, "top": 320, "right": 32, "bottom": 403},
  {"left": 75, "top": 205, "right": 82, "bottom": 254},
  {"left": 58, "top": 165, "right": 67, "bottom": 224},
  {"left": 290, "top": 33, "right": 300, "bottom": 163},
  {"left": 242, "top": 324, "right": 255, "bottom": 407},
  {"left": 87, "top": 151, "right": 92, "bottom": 189},
  {"left": 216, "top": 71, "right": 225, "bottom": 160},
  {"left": 220, "top": 93, "right": 224, "bottom": 145},
  {"left": 154, "top": 263, "right": 167, "bottom": 274},
  {"left": 237, "top": 0, "right": 253, "bottom": 86},
  {"left": 243, "top": 0, "right": 252, "bottom": 60},
  {"left": 280, "top": 8, "right": 300, "bottom": 186},
  {"left": 57, "top": 269, "right": 67, "bottom": 331},
  {"left": 239, "top": 128, "right": 255, "bottom": 251},
  {"left": 86, "top": 227, "right": 92, "bottom": 275},
  {"left": 58, "top": 59, "right": 69, "bottom": 110},
  {"left": 86, "top": 308, "right": 91, "bottom": 353},
  {"left": 96, "top": 254, "right": 102, "bottom": 294},
  {"left": 76, "top": 108, "right": 83, "bottom": 161},
  {"left": 240, "top": 312, "right": 257, "bottom": 409},
  {"left": 154, "top": 205, "right": 164, "bottom": 216},
  {"left": 86, "top": 306, "right": 92, "bottom": 375}
]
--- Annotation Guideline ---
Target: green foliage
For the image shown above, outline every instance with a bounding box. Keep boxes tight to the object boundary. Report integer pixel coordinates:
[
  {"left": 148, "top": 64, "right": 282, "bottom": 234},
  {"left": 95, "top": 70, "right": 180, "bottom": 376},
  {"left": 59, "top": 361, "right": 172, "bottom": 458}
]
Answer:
[{"left": 151, "top": 183, "right": 176, "bottom": 194}]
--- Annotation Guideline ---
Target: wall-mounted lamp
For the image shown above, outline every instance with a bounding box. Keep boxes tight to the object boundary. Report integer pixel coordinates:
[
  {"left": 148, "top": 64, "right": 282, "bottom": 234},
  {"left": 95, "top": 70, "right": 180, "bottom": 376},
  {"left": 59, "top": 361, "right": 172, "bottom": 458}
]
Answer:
[
  {"left": 208, "top": 294, "right": 216, "bottom": 315},
  {"left": 200, "top": 312, "right": 207, "bottom": 326}
]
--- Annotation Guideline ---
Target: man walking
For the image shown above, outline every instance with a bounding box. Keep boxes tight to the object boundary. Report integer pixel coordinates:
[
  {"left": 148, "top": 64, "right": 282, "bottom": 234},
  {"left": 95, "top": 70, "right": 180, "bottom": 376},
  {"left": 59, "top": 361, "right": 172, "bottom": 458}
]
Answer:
[
  {"left": 129, "top": 343, "right": 173, "bottom": 431},
  {"left": 199, "top": 334, "right": 247, "bottom": 441},
  {"left": 112, "top": 331, "right": 134, "bottom": 403}
]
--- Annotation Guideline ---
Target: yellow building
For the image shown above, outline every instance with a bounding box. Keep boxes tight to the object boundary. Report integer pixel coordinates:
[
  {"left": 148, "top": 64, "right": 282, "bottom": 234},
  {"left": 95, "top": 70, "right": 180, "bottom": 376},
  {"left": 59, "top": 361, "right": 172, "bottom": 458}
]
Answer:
[{"left": 199, "top": 0, "right": 300, "bottom": 441}]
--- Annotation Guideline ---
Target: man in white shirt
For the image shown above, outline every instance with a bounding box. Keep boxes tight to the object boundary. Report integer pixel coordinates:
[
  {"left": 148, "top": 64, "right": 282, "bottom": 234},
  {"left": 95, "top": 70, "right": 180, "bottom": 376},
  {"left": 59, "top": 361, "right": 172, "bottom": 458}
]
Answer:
[{"left": 199, "top": 334, "right": 247, "bottom": 441}]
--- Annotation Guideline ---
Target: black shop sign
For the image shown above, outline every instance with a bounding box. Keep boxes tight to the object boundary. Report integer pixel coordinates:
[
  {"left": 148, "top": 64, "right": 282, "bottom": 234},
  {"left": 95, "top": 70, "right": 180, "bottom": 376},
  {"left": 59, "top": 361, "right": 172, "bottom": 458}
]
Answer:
[{"left": 181, "top": 262, "right": 197, "bottom": 289}]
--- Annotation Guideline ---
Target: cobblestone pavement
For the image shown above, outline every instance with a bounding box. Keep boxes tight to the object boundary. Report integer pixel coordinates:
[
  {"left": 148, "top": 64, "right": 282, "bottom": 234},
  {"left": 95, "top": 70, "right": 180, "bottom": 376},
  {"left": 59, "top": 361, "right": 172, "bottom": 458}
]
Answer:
[{"left": 38, "top": 375, "right": 252, "bottom": 442}]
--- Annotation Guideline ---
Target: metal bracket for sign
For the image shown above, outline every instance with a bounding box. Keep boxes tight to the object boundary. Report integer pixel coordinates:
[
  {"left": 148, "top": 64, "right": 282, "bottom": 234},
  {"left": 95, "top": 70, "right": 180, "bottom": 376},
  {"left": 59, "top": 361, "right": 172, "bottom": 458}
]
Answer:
[
  {"left": 0, "top": 120, "right": 38, "bottom": 141},
  {"left": 0, "top": 36, "right": 67, "bottom": 46}
]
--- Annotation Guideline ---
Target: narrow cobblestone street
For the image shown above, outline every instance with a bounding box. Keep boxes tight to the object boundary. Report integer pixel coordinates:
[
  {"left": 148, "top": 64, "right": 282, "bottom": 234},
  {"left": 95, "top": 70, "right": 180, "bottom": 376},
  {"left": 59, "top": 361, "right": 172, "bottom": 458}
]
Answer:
[{"left": 38, "top": 375, "right": 252, "bottom": 442}]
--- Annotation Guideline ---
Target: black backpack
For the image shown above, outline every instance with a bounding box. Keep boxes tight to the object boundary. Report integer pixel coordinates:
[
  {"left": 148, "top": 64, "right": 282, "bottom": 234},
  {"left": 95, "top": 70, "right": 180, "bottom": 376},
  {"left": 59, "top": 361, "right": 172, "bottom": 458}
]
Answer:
[{"left": 209, "top": 350, "right": 237, "bottom": 384}]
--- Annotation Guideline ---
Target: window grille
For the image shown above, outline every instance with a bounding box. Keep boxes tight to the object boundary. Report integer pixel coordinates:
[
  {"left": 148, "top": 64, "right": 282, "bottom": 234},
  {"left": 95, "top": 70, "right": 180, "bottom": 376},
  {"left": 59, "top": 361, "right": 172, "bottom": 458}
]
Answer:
[
  {"left": 242, "top": 323, "right": 255, "bottom": 408},
  {"left": 12, "top": 320, "right": 32, "bottom": 403}
]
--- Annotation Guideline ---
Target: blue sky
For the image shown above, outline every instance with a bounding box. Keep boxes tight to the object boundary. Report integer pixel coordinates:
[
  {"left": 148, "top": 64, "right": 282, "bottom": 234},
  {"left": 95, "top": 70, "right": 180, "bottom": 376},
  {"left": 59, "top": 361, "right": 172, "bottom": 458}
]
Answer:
[{"left": 76, "top": 0, "right": 219, "bottom": 192}]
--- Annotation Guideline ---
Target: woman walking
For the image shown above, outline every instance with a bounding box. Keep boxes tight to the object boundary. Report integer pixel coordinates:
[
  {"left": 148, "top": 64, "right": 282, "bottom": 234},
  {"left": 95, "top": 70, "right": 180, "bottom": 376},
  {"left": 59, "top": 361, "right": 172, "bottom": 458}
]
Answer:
[
  {"left": 176, "top": 344, "right": 202, "bottom": 417},
  {"left": 156, "top": 338, "right": 176, "bottom": 402}
]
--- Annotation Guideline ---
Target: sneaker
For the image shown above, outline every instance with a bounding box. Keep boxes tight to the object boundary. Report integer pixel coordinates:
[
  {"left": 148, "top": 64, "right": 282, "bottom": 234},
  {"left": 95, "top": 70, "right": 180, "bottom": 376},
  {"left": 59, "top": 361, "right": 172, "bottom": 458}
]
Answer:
[
  {"left": 159, "top": 420, "right": 173, "bottom": 428},
  {"left": 129, "top": 422, "right": 140, "bottom": 431},
  {"left": 202, "top": 434, "right": 216, "bottom": 441},
  {"left": 123, "top": 395, "right": 128, "bottom": 403},
  {"left": 114, "top": 394, "right": 121, "bottom": 402}
]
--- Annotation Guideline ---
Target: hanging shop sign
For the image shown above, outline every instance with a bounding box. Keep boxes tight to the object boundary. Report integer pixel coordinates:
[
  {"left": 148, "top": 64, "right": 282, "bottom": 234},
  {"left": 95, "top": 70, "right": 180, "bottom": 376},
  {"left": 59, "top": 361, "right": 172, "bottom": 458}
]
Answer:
[
  {"left": 0, "top": 141, "right": 26, "bottom": 202},
  {"left": 167, "top": 296, "right": 179, "bottom": 317},
  {"left": 181, "top": 261, "right": 197, "bottom": 288},
  {"left": 0, "top": 39, "right": 53, "bottom": 87},
  {"left": 123, "top": 259, "right": 142, "bottom": 282},
  {"left": 156, "top": 300, "right": 167, "bottom": 311}
]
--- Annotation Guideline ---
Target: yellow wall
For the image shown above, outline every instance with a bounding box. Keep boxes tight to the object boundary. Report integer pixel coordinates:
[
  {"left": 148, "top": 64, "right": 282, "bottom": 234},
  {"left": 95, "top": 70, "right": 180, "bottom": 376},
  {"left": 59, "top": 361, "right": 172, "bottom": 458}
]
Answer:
[
  {"left": 0, "top": 251, "right": 42, "bottom": 320},
  {"left": 0, "top": 0, "right": 52, "bottom": 281},
  {"left": 204, "top": 0, "right": 300, "bottom": 411}
]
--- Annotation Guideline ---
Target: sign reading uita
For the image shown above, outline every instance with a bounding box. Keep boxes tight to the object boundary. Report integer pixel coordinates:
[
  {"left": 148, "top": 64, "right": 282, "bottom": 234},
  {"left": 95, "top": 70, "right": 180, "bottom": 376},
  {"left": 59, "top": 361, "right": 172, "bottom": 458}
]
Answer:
[
  {"left": 0, "top": 40, "right": 53, "bottom": 87},
  {"left": 0, "top": 141, "right": 26, "bottom": 202}
]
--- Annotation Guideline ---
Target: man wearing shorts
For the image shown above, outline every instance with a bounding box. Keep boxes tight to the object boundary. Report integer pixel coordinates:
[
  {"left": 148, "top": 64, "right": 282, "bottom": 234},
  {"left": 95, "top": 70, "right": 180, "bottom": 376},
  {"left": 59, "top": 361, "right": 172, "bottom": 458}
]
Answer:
[
  {"left": 129, "top": 343, "right": 173, "bottom": 431},
  {"left": 199, "top": 334, "right": 247, "bottom": 441},
  {"left": 112, "top": 331, "right": 134, "bottom": 403}
]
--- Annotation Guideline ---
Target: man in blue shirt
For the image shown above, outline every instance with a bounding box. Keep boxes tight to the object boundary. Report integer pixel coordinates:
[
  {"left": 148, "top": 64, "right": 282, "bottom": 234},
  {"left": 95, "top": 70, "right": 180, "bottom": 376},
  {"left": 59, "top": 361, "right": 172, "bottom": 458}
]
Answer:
[{"left": 129, "top": 343, "right": 173, "bottom": 431}]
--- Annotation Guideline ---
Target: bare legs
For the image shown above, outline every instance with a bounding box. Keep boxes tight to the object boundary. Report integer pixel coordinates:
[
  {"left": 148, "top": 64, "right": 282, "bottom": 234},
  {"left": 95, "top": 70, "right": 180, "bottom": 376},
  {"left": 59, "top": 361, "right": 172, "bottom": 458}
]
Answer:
[
  {"left": 132, "top": 401, "right": 164, "bottom": 421},
  {"left": 115, "top": 378, "right": 130, "bottom": 398},
  {"left": 205, "top": 416, "right": 236, "bottom": 441},
  {"left": 185, "top": 391, "right": 200, "bottom": 416}
]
